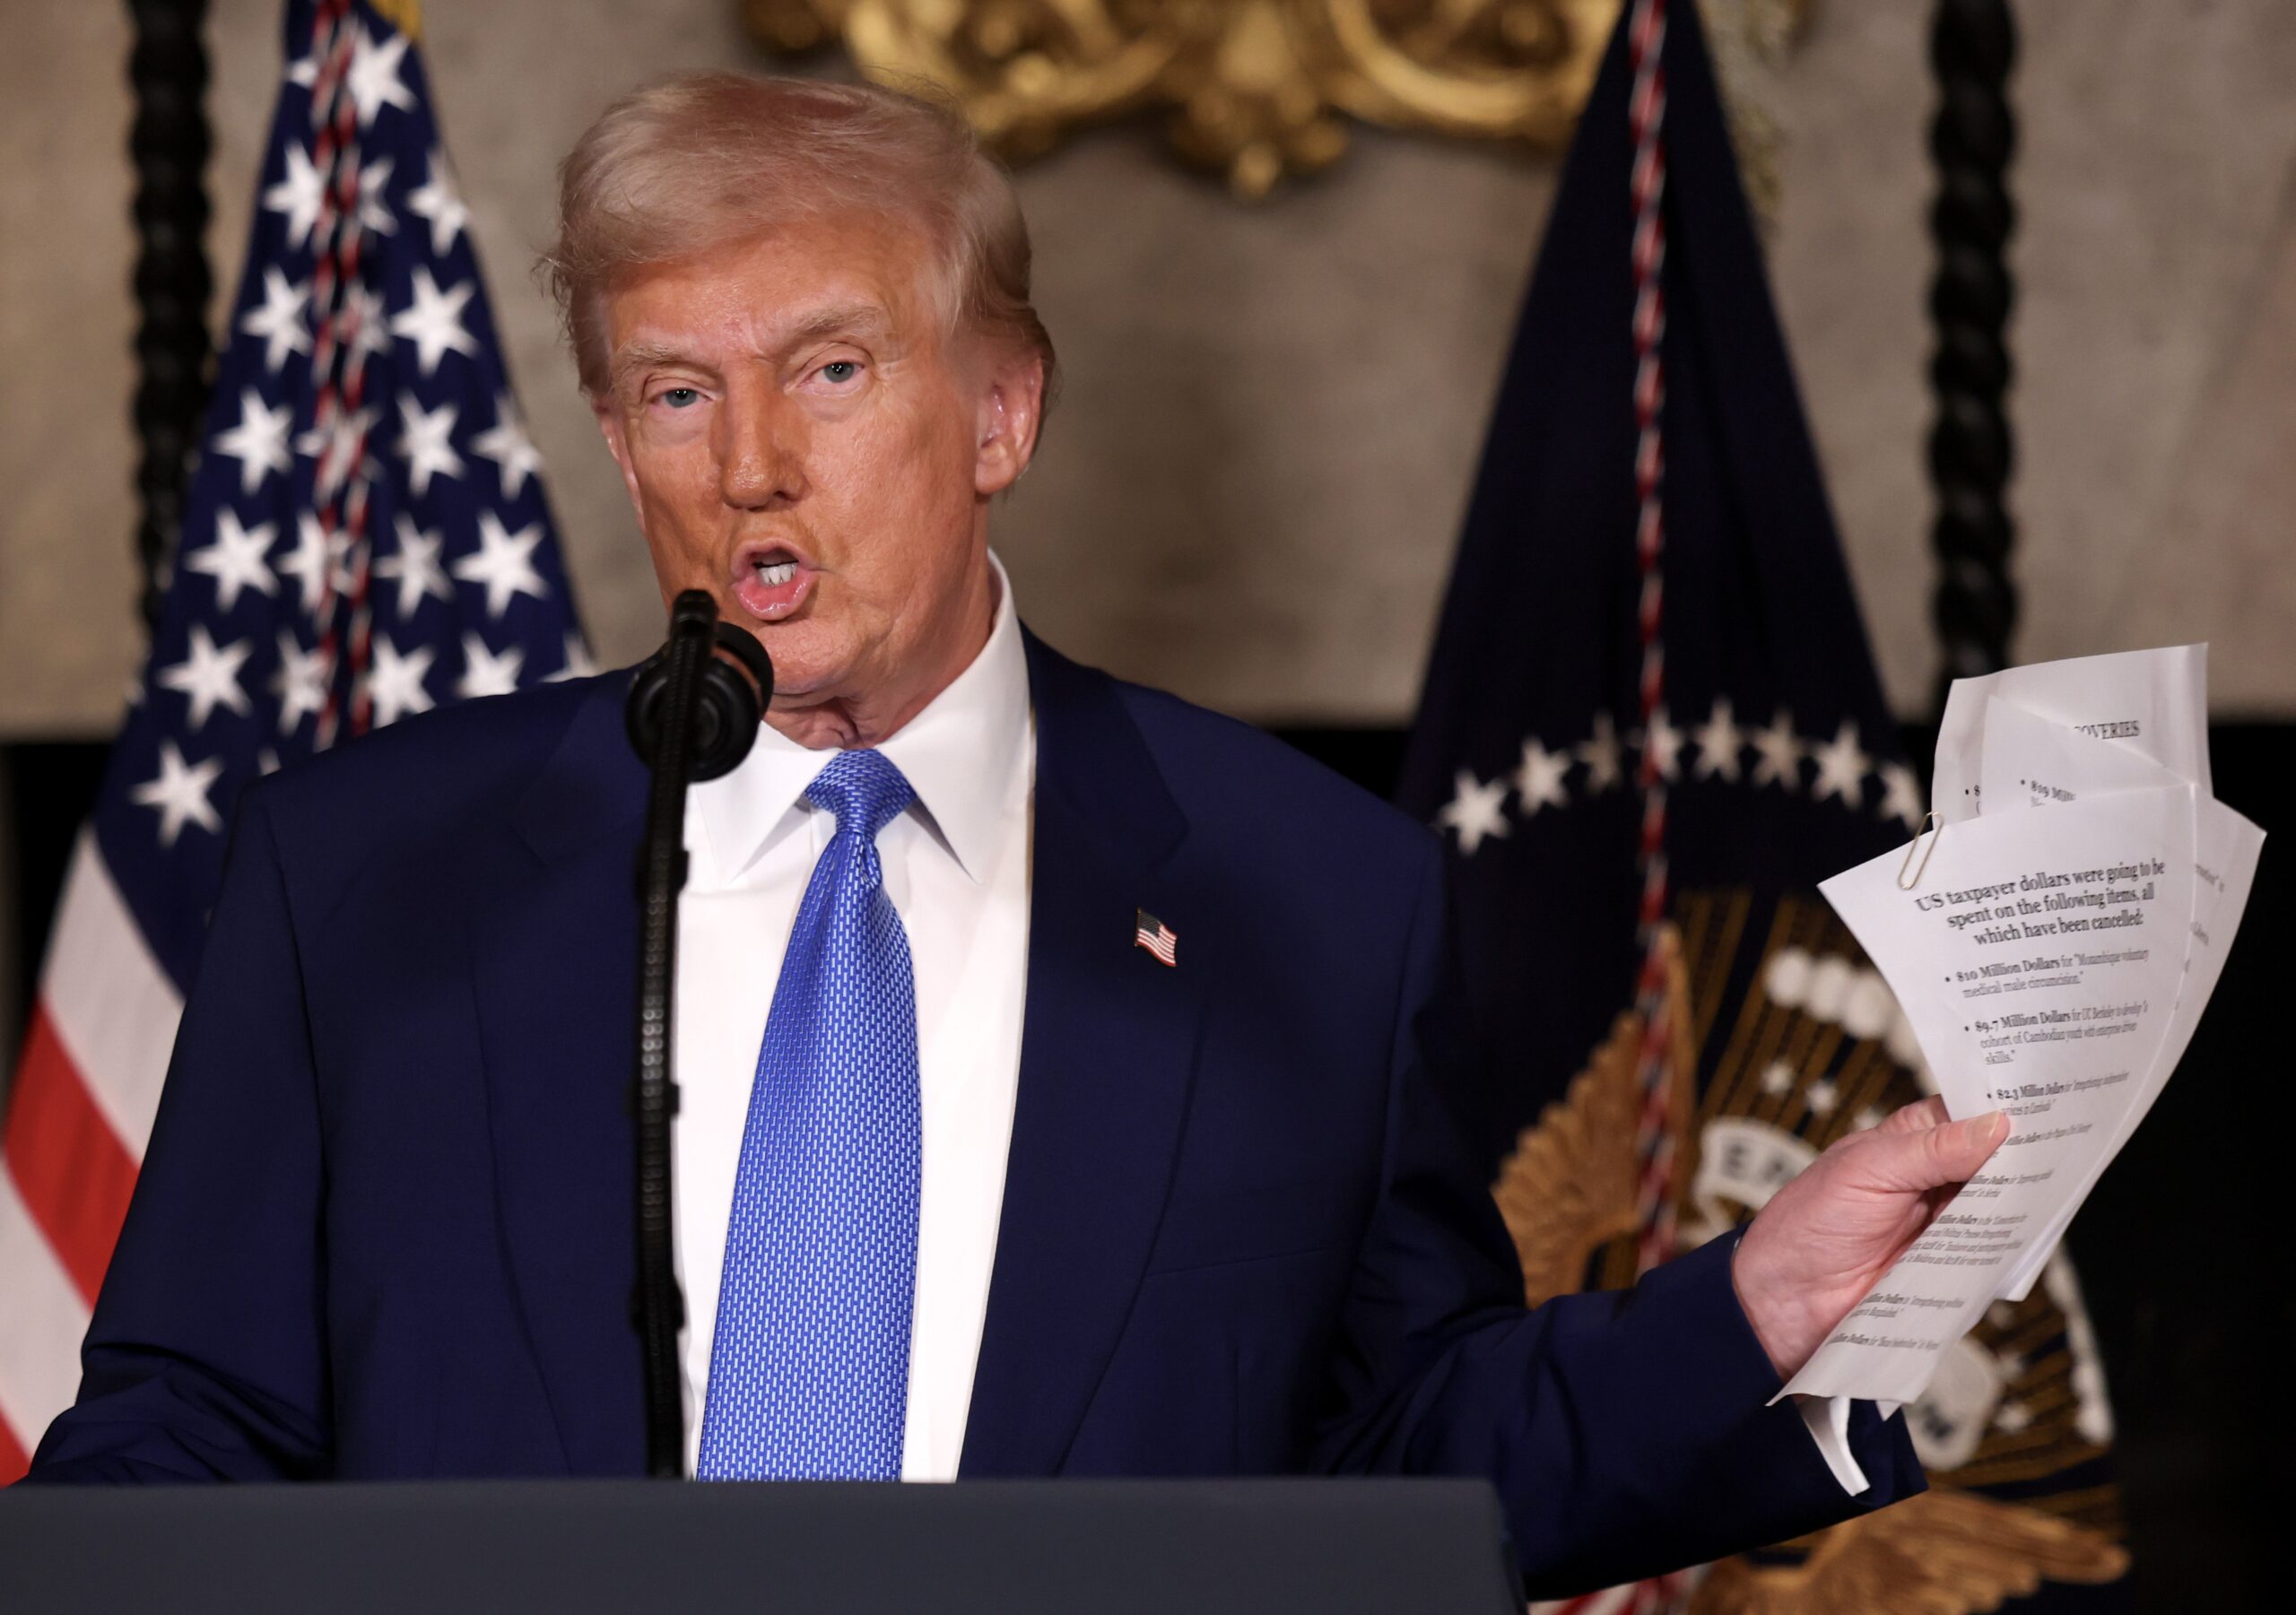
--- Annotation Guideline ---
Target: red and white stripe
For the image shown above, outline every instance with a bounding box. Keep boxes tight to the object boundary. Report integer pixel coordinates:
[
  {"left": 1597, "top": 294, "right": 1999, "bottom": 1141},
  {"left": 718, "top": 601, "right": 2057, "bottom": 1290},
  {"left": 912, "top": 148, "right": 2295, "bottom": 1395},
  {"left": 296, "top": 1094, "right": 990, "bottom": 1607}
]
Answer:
[
  {"left": 1623, "top": 0, "right": 1679, "bottom": 1288},
  {"left": 1601, "top": 11, "right": 1708, "bottom": 1614},
  {"left": 0, "top": 835, "right": 186, "bottom": 1478},
  {"left": 1535, "top": 1573, "right": 1697, "bottom": 1615},
  {"left": 1537, "top": 1565, "right": 1698, "bottom": 1615},
  {"left": 302, "top": 0, "right": 380, "bottom": 746}
]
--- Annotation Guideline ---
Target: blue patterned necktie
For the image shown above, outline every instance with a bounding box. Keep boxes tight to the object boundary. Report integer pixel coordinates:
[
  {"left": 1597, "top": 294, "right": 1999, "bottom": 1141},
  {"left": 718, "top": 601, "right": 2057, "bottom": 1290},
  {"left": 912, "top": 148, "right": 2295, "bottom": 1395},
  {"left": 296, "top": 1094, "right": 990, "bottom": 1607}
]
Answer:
[{"left": 697, "top": 748, "right": 922, "bottom": 1480}]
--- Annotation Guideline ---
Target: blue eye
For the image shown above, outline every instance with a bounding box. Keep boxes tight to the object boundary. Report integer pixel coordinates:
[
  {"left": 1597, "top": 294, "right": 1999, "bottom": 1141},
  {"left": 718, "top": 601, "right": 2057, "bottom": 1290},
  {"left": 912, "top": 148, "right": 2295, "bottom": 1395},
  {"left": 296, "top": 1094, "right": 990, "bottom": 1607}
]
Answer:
[
  {"left": 820, "top": 360, "right": 859, "bottom": 385},
  {"left": 659, "top": 387, "right": 700, "bottom": 409}
]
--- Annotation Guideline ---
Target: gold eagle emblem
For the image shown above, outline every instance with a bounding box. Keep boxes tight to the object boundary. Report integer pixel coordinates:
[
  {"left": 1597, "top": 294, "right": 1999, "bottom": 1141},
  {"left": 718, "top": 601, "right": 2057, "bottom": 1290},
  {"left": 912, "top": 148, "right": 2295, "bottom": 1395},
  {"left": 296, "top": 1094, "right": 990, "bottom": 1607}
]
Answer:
[
  {"left": 1493, "top": 925, "right": 1695, "bottom": 1307},
  {"left": 1691, "top": 1489, "right": 2128, "bottom": 1615}
]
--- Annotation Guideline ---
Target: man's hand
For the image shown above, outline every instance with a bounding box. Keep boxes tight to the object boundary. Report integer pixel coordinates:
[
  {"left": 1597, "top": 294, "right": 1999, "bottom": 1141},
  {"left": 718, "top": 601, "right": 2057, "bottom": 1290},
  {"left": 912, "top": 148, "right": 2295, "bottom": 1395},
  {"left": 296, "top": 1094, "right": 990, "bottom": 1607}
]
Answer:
[{"left": 1730, "top": 1097, "right": 2011, "bottom": 1380}]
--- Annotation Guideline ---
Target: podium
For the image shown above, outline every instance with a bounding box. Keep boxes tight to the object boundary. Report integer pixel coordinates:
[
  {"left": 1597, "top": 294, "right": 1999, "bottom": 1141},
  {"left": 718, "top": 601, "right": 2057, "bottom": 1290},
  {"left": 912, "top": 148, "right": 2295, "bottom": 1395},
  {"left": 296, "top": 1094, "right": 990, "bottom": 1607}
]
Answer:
[{"left": 0, "top": 1478, "right": 1520, "bottom": 1613}]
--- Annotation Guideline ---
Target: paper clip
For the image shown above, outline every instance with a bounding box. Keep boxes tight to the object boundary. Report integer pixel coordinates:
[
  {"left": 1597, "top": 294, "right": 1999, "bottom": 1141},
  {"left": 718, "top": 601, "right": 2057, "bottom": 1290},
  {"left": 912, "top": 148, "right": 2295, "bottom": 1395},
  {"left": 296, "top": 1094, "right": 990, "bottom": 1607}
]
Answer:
[{"left": 1897, "top": 812, "right": 1943, "bottom": 890}]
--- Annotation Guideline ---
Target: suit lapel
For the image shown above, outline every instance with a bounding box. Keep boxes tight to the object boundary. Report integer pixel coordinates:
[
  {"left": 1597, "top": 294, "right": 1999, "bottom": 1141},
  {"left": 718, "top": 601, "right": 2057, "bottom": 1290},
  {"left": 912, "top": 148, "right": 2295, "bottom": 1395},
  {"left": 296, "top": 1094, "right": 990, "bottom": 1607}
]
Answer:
[
  {"left": 468, "top": 675, "right": 649, "bottom": 1474},
  {"left": 960, "top": 635, "right": 1206, "bottom": 1476}
]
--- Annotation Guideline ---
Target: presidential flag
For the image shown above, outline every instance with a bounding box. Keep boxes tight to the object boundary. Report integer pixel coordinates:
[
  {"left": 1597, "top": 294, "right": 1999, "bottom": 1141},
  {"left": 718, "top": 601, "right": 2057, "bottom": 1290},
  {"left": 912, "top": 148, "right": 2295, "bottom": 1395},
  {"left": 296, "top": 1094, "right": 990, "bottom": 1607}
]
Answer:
[
  {"left": 0, "top": 0, "right": 587, "bottom": 1478},
  {"left": 1396, "top": 3, "right": 2129, "bottom": 1609}
]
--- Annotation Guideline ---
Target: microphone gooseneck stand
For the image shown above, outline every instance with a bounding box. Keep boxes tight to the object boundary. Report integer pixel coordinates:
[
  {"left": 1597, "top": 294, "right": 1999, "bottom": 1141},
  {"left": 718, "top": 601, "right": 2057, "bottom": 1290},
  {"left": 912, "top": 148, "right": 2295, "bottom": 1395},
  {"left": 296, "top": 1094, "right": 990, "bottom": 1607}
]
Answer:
[{"left": 624, "top": 589, "right": 775, "bottom": 1478}]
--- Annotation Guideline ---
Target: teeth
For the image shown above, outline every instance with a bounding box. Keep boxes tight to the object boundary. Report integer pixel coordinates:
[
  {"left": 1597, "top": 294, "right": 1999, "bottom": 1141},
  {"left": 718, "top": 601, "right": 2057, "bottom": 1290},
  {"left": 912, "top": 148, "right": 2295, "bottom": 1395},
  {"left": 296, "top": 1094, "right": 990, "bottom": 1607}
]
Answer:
[{"left": 754, "top": 560, "right": 796, "bottom": 586}]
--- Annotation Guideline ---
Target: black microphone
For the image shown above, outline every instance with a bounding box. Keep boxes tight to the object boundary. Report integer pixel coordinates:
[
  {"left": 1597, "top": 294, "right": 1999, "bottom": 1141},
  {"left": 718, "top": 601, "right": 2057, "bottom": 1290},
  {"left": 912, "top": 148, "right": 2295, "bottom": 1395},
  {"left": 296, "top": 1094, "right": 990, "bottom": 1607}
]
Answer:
[
  {"left": 622, "top": 590, "right": 774, "bottom": 1477},
  {"left": 625, "top": 591, "right": 776, "bottom": 782}
]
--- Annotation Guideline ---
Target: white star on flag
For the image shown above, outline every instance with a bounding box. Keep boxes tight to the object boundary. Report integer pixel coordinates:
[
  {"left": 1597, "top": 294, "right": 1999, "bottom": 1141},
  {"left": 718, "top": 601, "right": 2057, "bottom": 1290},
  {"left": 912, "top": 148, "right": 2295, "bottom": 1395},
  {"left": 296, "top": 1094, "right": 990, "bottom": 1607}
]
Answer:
[
  {"left": 1759, "top": 1059, "right": 1796, "bottom": 1096},
  {"left": 156, "top": 624, "right": 255, "bottom": 731},
  {"left": 1577, "top": 712, "right": 1624, "bottom": 793},
  {"left": 1692, "top": 696, "right": 1744, "bottom": 781},
  {"left": 130, "top": 741, "right": 225, "bottom": 847},
  {"left": 1805, "top": 1076, "right": 1839, "bottom": 1116},
  {"left": 211, "top": 388, "right": 293, "bottom": 495},
  {"left": 239, "top": 267, "right": 310, "bottom": 373},
  {"left": 1514, "top": 737, "right": 1571, "bottom": 816},
  {"left": 326, "top": 526, "right": 363, "bottom": 599},
  {"left": 347, "top": 25, "right": 416, "bottom": 126},
  {"left": 355, "top": 155, "right": 397, "bottom": 238},
  {"left": 1810, "top": 720, "right": 1871, "bottom": 806},
  {"left": 456, "top": 634, "right": 525, "bottom": 699},
  {"left": 345, "top": 282, "right": 390, "bottom": 369},
  {"left": 473, "top": 393, "right": 544, "bottom": 499},
  {"left": 1749, "top": 709, "right": 1803, "bottom": 790},
  {"left": 1437, "top": 768, "right": 1510, "bottom": 855},
  {"left": 406, "top": 150, "right": 469, "bottom": 256},
  {"left": 453, "top": 511, "right": 551, "bottom": 619},
  {"left": 377, "top": 514, "right": 453, "bottom": 620},
  {"left": 278, "top": 513, "right": 349, "bottom": 615},
  {"left": 273, "top": 630, "right": 332, "bottom": 734},
  {"left": 390, "top": 268, "right": 479, "bottom": 378},
  {"left": 295, "top": 401, "right": 380, "bottom": 503},
  {"left": 262, "top": 141, "right": 326, "bottom": 250},
  {"left": 1640, "top": 706, "right": 1684, "bottom": 782},
  {"left": 396, "top": 394, "right": 464, "bottom": 496},
  {"left": 545, "top": 632, "right": 599, "bottom": 683},
  {"left": 1878, "top": 761, "right": 1926, "bottom": 833},
  {"left": 183, "top": 509, "right": 278, "bottom": 612},
  {"left": 365, "top": 634, "right": 438, "bottom": 728}
]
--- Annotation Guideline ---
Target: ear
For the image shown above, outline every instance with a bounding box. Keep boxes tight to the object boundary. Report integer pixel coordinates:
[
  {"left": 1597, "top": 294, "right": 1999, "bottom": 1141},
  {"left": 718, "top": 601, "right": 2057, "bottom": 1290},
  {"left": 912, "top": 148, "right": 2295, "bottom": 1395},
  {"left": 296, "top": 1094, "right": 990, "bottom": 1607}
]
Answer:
[{"left": 972, "top": 351, "right": 1046, "bottom": 498}]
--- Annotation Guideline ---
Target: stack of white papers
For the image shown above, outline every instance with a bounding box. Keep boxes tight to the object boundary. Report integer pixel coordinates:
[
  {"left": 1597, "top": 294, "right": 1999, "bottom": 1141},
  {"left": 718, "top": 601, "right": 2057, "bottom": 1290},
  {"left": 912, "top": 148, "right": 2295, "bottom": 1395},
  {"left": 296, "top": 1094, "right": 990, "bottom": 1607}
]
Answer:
[{"left": 1782, "top": 647, "right": 2264, "bottom": 1407}]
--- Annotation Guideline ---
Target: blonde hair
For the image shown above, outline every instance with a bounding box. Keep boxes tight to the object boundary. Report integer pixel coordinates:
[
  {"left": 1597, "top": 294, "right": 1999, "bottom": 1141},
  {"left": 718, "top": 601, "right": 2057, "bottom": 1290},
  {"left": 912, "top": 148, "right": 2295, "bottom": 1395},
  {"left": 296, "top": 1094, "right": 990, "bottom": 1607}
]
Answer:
[{"left": 539, "top": 72, "right": 1057, "bottom": 406}]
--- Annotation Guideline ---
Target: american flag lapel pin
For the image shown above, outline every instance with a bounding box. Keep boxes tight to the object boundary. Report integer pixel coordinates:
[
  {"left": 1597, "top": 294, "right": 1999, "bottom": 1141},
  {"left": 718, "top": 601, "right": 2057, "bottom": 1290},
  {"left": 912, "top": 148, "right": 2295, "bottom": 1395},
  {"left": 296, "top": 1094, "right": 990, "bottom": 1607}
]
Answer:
[{"left": 1133, "top": 908, "right": 1178, "bottom": 968}]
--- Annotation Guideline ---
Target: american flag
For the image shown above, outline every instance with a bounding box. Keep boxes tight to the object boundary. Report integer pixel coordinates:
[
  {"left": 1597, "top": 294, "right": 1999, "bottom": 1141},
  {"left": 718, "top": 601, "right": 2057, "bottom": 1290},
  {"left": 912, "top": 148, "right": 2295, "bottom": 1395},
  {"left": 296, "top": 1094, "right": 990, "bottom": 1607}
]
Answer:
[
  {"left": 0, "top": 0, "right": 587, "bottom": 1479},
  {"left": 1133, "top": 909, "right": 1178, "bottom": 968}
]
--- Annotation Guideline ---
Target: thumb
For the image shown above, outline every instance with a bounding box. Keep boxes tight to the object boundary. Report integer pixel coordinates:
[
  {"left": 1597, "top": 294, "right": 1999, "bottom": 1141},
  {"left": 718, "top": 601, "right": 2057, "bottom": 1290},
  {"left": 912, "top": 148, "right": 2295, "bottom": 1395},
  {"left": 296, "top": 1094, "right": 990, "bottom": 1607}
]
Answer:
[{"left": 1909, "top": 1109, "right": 2010, "bottom": 1187}]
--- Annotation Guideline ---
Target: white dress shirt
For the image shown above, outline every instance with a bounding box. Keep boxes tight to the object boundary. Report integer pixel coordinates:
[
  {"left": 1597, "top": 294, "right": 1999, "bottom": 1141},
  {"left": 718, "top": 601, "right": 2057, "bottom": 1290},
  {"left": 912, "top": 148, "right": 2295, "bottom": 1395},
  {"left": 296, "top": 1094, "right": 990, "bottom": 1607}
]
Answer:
[{"left": 672, "top": 552, "right": 1033, "bottom": 1480}]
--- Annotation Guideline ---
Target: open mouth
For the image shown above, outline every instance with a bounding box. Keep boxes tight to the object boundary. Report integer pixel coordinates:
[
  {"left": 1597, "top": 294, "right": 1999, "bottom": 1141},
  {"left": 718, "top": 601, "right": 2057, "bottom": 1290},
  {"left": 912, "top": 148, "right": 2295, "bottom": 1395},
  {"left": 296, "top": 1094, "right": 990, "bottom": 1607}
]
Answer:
[{"left": 731, "top": 542, "right": 815, "bottom": 621}]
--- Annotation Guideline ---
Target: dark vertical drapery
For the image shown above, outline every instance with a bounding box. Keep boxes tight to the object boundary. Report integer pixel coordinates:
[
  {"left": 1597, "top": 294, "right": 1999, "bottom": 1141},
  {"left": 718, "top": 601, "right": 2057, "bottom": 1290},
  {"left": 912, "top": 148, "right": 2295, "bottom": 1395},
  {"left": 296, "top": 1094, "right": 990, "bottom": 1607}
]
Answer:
[
  {"left": 126, "top": 0, "right": 213, "bottom": 637},
  {"left": 1926, "top": 0, "right": 2019, "bottom": 707}
]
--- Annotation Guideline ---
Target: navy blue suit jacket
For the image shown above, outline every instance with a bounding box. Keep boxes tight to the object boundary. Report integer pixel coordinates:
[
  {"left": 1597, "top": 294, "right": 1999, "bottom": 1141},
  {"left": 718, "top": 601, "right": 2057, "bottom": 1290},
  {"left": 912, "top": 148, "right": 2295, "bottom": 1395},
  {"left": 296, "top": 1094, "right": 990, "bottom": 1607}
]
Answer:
[{"left": 29, "top": 632, "right": 1920, "bottom": 1591}]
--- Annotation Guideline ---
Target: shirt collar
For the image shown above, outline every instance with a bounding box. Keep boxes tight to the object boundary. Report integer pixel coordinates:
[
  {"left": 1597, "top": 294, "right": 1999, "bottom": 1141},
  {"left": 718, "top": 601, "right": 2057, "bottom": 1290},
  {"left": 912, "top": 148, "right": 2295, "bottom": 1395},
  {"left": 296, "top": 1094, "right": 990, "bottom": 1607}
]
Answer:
[{"left": 691, "top": 551, "right": 1030, "bottom": 887}]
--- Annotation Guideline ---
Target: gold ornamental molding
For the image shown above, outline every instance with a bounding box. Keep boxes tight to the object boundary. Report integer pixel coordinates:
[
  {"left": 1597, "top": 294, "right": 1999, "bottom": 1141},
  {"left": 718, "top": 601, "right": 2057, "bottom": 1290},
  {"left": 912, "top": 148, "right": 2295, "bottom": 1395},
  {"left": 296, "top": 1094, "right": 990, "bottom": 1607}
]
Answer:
[{"left": 744, "top": 1, "right": 1805, "bottom": 200}]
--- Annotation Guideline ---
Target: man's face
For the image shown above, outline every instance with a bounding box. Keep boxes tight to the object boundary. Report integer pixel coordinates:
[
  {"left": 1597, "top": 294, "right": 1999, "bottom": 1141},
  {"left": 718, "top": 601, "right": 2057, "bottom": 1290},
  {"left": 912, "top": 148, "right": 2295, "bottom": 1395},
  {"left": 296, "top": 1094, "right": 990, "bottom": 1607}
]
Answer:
[{"left": 591, "top": 211, "right": 1039, "bottom": 744}]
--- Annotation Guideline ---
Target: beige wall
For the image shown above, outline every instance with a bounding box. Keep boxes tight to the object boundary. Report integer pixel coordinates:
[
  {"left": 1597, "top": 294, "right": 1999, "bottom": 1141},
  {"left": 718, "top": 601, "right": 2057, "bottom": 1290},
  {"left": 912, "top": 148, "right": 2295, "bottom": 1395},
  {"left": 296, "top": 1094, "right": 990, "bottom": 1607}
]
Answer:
[{"left": 4, "top": 0, "right": 2293, "bottom": 738}]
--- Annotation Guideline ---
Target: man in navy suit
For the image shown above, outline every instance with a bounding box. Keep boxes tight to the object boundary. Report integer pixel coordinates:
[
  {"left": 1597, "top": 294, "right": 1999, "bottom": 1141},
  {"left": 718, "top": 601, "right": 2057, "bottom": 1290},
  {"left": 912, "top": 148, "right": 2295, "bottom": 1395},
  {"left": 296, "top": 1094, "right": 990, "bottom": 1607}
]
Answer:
[{"left": 29, "top": 73, "right": 2006, "bottom": 1593}]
